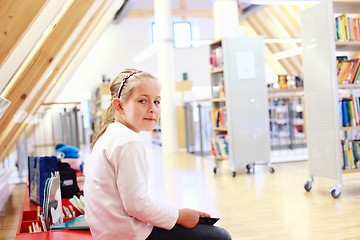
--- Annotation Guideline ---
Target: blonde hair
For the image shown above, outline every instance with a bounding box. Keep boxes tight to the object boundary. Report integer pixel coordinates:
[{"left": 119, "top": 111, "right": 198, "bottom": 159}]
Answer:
[{"left": 90, "top": 68, "right": 157, "bottom": 149}]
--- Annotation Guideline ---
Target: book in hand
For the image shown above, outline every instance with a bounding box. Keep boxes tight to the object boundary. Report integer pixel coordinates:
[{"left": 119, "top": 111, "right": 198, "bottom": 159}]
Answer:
[{"left": 198, "top": 217, "right": 220, "bottom": 225}]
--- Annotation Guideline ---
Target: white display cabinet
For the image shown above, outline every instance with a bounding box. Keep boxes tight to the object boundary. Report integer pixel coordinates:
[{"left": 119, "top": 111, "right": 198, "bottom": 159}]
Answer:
[
  {"left": 209, "top": 37, "right": 273, "bottom": 177},
  {"left": 302, "top": 0, "right": 360, "bottom": 198}
]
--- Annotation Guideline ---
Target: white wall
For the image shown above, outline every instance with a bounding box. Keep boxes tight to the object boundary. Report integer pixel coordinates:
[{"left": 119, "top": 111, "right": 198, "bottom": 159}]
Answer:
[{"left": 56, "top": 17, "right": 215, "bottom": 103}]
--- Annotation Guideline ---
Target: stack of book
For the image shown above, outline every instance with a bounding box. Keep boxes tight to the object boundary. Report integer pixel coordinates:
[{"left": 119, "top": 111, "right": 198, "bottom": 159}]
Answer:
[
  {"left": 337, "top": 57, "right": 360, "bottom": 84},
  {"left": 340, "top": 97, "right": 360, "bottom": 127},
  {"left": 212, "top": 107, "right": 226, "bottom": 128},
  {"left": 212, "top": 79, "right": 225, "bottom": 98},
  {"left": 335, "top": 13, "right": 360, "bottom": 41},
  {"left": 341, "top": 139, "right": 360, "bottom": 169},
  {"left": 209, "top": 46, "right": 223, "bottom": 69},
  {"left": 211, "top": 133, "right": 229, "bottom": 158}
]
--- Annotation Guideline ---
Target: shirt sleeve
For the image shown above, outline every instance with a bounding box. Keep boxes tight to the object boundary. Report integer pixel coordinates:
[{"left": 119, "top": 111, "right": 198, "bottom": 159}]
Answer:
[{"left": 111, "top": 141, "right": 178, "bottom": 230}]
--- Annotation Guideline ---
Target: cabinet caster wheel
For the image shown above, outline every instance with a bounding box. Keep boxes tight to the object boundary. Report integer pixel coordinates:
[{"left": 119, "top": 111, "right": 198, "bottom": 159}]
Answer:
[
  {"left": 304, "top": 182, "right": 312, "bottom": 192},
  {"left": 246, "top": 164, "right": 251, "bottom": 173},
  {"left": 330, "top": 186, "right": 341, "bottom": 198},
  {"left": 304, "top": 178, "right": 313, "bottom": 192},
  {"left": 331, "top": 189, "right": 341, "bottom": 198},
  {"left": 232, "top": 171, "right": 236, "bottom": 178},
  {"left": 269, "top": 166, "right": 275, "bottom": 173},
  {"left": 213, "top": 167, "right": 217, "bottom": 174}
]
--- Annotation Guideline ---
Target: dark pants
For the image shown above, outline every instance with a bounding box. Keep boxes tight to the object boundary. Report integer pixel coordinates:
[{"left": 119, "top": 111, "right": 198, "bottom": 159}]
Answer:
[{"left": 146, "top": 224, "right": 232, "bottom": 240}]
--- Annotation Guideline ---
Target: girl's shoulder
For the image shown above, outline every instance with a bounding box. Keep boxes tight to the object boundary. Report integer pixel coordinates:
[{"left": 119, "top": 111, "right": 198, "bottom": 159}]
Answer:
[
  {"left": 106, "top": 122, "right": 142, "bottom": 142},
  {"left": 94, "top": 122, "right": 144, "bottom": 157}
]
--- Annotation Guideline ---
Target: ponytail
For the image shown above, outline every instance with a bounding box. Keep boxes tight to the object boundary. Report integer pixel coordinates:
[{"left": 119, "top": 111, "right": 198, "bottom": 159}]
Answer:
[{"left": 90, "top": 104, "right": 115, "bottom": 150}]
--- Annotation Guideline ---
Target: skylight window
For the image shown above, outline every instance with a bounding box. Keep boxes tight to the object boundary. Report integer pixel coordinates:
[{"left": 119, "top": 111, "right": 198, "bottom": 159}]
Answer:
[{"left": 152, "top": 22, "right": 193, "bottom": 48}]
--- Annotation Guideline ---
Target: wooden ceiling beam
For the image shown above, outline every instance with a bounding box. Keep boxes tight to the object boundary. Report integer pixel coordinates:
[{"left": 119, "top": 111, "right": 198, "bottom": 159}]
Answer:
[
  {"left": 277, "top": 5, "right": 301, "bottom": 35},
  {"left": 0, "top": 0, "right": 109, "bottom": 161},
  {"left": 247, "top": 13, "right": 280, "bottom": 53},
  {"left": 0, "top": 0, "right": 123, "bottom": 162},
  {"left": 0, "top": 0, "right": 93, "bottom": 134},
  {"left": 254, "top": 8, "right": 301, "bottom": 76},
  {"left": 268, "top": 5, "right": 300, "bottom": 38},
  {"left": 127, "top": 8, "right": 213, "bottom": 18},
  {"left": 44, "top": 0, "right": 123, "bottom": 103},
  {"left": 246, "top": 17, "right": 289, "bottom": 74},
  {"left": 0, "top": 0, "right": 47, "bottom": 68},
  {"left": 180, "top": 0, "right": 186, "bottom": 9}
]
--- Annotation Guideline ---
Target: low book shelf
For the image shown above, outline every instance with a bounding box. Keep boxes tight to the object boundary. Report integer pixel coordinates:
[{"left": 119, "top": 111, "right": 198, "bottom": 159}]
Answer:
[{"left": 16, "top": 187, "right": 92, "bottom": 239}]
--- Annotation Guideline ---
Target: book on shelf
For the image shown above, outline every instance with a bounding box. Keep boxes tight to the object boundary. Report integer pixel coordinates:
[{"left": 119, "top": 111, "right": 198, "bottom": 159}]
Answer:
[
  {"left": 336, "top": 56, "right": 347, "bottom": 76},
  {"left": 352, "top": 59, "right": 360, "bottom": 83},
  {"left": 340, "top": 97, "right": 360, "bottom": 127},
  {"left": 337, "top": 61, "right": 352, "bottom": 84},
  {"left": 348, "top": 99, "right": 356, "bottom": 126},
  {"left": 210, "top": 46, "right": 223, "bottom": 69},
  {"left": 212, "top": 79, "right": 225, "bottom": 98},
  {"left": 341, "top": 140, "right": 360, "bottom": 170},
  {"left": 337, "top": 58, "right": 360, "bottom": 84},
  {"left": 341, "top": 100, "right": 349, "bottom": 127},
  {"left": 344, "top": 59, "right": 355, "bottom": 83},
  {"left": 352, "top": 98, "right": 359, "bottom": 124},
  {"left": 212, "top": 107, "right": 226, "bottom": 128},
  {"left": 211, "top": 133, "right": 229, "bottom": 158},
  {"left": 335, "top": 13, "right": 360, "bottom": 41}
]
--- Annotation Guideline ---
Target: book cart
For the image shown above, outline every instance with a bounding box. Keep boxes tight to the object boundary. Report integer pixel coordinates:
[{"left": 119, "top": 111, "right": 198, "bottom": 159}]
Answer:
[
  {"left": 209, "top": 36, "right": 273, "bottom": 177},
  {"left": 302, "top": 0, "right": 360, "bottom": 198}
]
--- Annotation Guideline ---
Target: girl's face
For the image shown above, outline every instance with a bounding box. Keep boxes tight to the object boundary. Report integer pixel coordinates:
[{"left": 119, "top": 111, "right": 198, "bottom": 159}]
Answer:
[{"left": 120, "top": 78, "right": 161, "bottom": 133}]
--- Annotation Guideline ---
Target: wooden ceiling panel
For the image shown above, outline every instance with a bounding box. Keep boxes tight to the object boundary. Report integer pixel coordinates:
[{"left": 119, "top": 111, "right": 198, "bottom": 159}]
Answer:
[
  {"left": 244, "top": 18, "right": 292, "bottom": 75},
  {"left": 245, "top": 16, "right": 277, "bottom": 52},
  {"left": 0, "top": 0, "right": 123, "bottom": 161},
  {"left": 0, "top": 0, "right": 94, "bottom": 131},
  {"left": 0, "top": 0, "right": 47, "bottom": 68},
  {"left": 240, "top": 5, "right": 304, "bottom": 77},
  {"left": 277, "top": 5, "right": 301, "bottom": 34},
  {"left": 127, "top": 8, "right": 213, "bottom": 18},
  {"left": 268, "top": 5, "right": 300, "bottom": 38}
]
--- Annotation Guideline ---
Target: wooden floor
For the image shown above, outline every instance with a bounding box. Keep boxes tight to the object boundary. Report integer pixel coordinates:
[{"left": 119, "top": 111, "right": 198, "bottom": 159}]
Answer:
[
  {"left": 2, "top": 144, "right": 360, "bottom": 240},
  {"left": 0, "top": 183, "right": 26, "bottom": 240}
]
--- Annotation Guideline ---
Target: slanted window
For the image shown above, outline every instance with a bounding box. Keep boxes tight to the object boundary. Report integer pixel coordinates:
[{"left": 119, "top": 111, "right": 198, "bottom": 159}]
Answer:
[
  {"left": 173, "top": 22, "right": 192, "bottom": 48},
  {"left": 152, "top": 22, "right": 193, "bottom": 48}
]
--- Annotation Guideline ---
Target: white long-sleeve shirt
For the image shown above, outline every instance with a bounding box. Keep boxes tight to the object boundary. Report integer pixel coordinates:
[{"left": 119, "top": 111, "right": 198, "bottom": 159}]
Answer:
[{"left": 84, "top": 122, "right": 178, "bottom": 240}]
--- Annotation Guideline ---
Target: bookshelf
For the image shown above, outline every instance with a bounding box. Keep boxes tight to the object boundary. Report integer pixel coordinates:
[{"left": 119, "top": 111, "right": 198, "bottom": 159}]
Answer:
[
  {"left": 268, "top": 88, "right": 306, "bottom": 152},
  {"left": 302, "top": 0, "right": 360, "bottom": 198},
  {"left": 209, "top": 37, "right": 272, "bottom": 177},
  {"left": 90, "top": 83, "right": 111, "bottom": 140}
]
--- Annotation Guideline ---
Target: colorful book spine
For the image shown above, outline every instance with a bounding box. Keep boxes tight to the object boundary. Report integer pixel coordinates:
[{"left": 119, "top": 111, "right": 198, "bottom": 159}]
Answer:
[
  {"left": 334, "top": 14, "right": 360, "bottom": 41},
  {"left": 347, "top": 100, "right": 356, "bottom": 126},
  {"left": 211, "top": 133, "right": 229, "bottom": 158},
  {"left": 352, "top": 98, "right": 359, "bottom": 123},
  {"left": 340, "top": 98, "right": 360, "bottom": 126},
  {"left": 337, "top": 58, "right": 360, "bottom": 84},
  {"left": 212, "top": 107, "right": 227, "bottom": 128},
  {"left": 349, "top": 59, "right": 360, "bottom": 83},
  {"left": 210, "top": 47, "right": 223, "bottom": 69},
  {"left": 341, "top": 100, "right": 350, "bottom": 127},
  {"left": 341, "top": 140, "right": 360, "bottom": 169}
]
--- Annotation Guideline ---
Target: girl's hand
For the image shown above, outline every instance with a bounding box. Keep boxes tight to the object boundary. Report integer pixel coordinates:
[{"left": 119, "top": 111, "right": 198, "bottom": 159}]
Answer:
[{"left": 176, "top": 208, "right": 211, "bottom": 228}]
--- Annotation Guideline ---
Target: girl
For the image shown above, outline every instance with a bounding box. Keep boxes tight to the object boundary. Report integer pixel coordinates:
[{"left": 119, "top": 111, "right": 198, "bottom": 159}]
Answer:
[{"left": 84, "top": 69, "right": 231, "bottom": 240}]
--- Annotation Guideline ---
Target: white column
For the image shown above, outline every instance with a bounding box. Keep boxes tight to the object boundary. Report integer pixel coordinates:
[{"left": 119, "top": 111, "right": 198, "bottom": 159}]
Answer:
[
  {"left": 213, "top": 0, "right": 240, "bottom": 39},
  {"left": 154, "top": 0, "right": 178, "bottom": 153}
]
